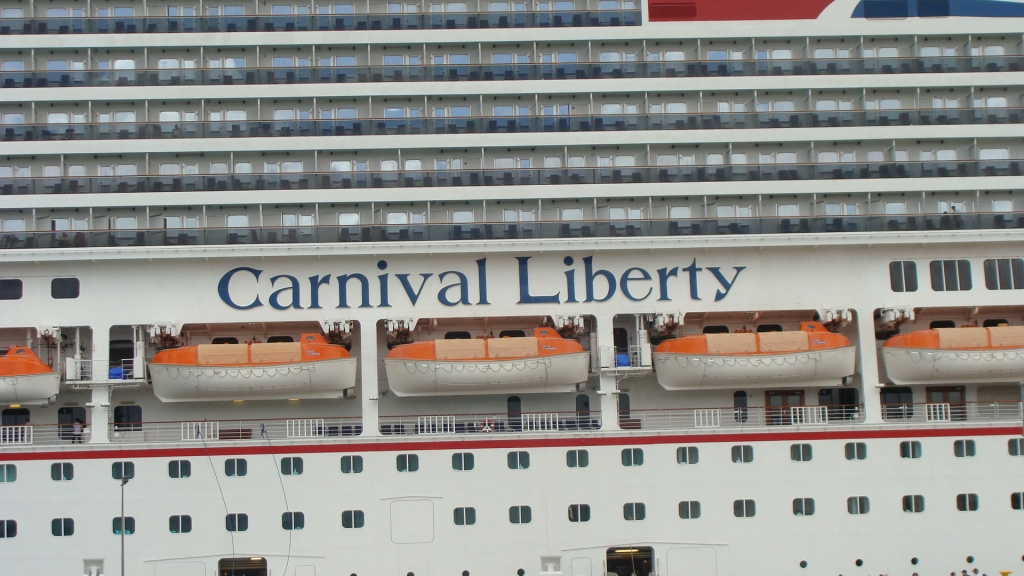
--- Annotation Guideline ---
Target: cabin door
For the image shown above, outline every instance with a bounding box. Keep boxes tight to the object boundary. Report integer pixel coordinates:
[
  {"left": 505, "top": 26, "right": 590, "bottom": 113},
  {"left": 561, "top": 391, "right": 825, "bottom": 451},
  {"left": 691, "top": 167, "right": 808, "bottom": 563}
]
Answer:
[
  {"left": 765, "top": 390, "right": 805, "bottom": 425},
  {"left": 925, "top": 386, "right": 966, "bottom": 421}
]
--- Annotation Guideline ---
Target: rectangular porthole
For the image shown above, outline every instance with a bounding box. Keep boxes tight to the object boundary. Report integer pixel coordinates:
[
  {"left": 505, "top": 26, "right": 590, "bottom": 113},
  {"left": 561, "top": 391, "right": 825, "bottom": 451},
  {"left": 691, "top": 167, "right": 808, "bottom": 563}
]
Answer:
[
  {"left": 954, "top": 440, "right": 976, "bottom": 458},
  {"left": 790, "top": 444, "right": 812, "bottom": 462},
  {"left": 929, "top": 260, "right": 972, "bottom": 291},
  {"left": 452, "top": 452, "right": 475, "bottom": 471},
  {"left": 50, "top": 278, "right": 80, "bottom": 299},
  {"left": 507, "top": 451, "right": 530, "bottom": 469},
  {"left": 168, "top": 460, "right": 191, "bottom": 479},
  {"left": 623, "top": 502, "right": 646, "bottom": 521},
  {"left": 111, "top": 461, "right": 135, "bottom": 480},
  {"left": 566, "top": 449, "right": 589, "bottom": 468},
  {"left": 731, "top": 445, "right": 753, "bottom": 463},
  {"left": 900, "top": 441, "right": 922, "bottom": 459},
  {"left": 342, "top": 510, "right": 365, "bottom": 529},
  {"left": 341, "top": 455, "right": 363, "bottom": 473},
  {"left": 847, "top": 496, "right": 870, "bottom": 515},
  {"left": 0, "top": 279, "right": 23, "bottom": 300},
  {"left": 678, "top": 501, "right": 701, "bottom": 519},
  {"left": 282, "top": 512, "right": 305, "bottom": 530},
  {"left": 112, "top": 517, "right": 136, "bottom": 535},
  {"left": 0, "top": 520, "right": 16, "bottom": 538},
  {"left": 792, "top": 498, "right": 815, "bottom": 516},
  {"left": 169, "top": 515, "right": 192, "bottom": 534},
  {"left": 281, "top": 457, "right": 303, "bottom": 475},
  {"left": 845, "top": 442, "right": 867, "bottom": 460},
  {"left": 225, "top": 459, "right": 247, "bottom": 477},
  {"left": 983, "top": 258, "right": 1024, "bottom": 290},
  {"left": 509, "top": 506, "right": 532, "bottom": 524},
  {"left": 51, "top": 518, "right": 74, "bottom": 536},
  {"left": 956, "top": 493, "right": 979, "bottom": 512},
  {"left": 453, "top": 507, "right": 476, "bottom": 526},
  {"left": 621, "top": 448, "right": 644, "bottom": 466},
  {"left": 225, "top": 513, "right": 248, "bottom": 532},
  {"left": 397, "top": 454, "right": 419, "bottom": 472},
  {"left": 568, "top": 504, "right": 591, "bottom": 522},
  {"left": 733, "top": 500, "right": 755, "bottom": 518},
  {"left": 1011, "top": 439, "right": 1024, "bottom": 456},
  {"left": 676, "top": 446, "right": 699, "bottom": 464},
  {"left": 51, "top": 462, "right": 73, "bottom": 481},
  {"left": 902, "top": 495, "right": 925, "bottom": 513}
]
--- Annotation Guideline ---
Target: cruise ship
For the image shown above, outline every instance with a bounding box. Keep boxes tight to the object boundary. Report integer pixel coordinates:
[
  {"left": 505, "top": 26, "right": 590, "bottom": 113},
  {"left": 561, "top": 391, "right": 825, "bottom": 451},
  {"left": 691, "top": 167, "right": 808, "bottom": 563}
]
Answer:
[{"left": 2, "top": 0, "right": 1024, "bottom": 574}]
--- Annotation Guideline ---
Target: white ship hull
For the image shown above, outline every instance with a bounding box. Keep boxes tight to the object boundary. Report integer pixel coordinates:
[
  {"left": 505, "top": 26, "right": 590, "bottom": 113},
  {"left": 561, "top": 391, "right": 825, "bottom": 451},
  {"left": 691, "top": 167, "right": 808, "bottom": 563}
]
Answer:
[
  {"left": 882, "top": 346, "right": 1024, "bottom": 385},
  {"left": 0, "top": 372, "right": 59, "bottom": 403},
  {"left": 384, "top": 352, "right": 590, "bottom": 396},
  {"left": 653, "top": 347, "right": 857, "bottom": 390},
  {"left": 149, "top": 358, "right": 357, "bottom": 401}
]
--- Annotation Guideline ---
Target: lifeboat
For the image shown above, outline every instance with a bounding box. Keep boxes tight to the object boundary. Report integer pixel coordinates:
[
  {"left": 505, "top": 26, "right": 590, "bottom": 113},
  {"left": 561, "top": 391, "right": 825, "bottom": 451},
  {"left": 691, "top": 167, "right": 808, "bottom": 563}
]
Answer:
[
  {"left": 652, "top": 322, "right": 856, "bottom": 390},
  {"left": 882, "top": 326, "right": 1024, "bottom": 385},
  {"left": 0, "top": 346, "right": 60, "bottom": 404},
  {"left": 384, "top": 327, "right": 590, "bottom": 396},
  {"left": 149, "top": 333, "right": 357, "bottom": 402}
]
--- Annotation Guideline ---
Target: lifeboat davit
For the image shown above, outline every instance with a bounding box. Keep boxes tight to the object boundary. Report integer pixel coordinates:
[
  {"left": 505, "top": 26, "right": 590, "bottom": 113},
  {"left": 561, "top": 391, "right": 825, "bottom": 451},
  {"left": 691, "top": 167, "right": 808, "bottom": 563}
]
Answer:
[
  {"left": 652, "top": 322, "right": 856, "bottom": 390},
  {"left": 882, "top": 326, "right": 1024, "bottom": 385},
  {"left": 0, "top": 346, "right": 60, "bottom": 404},
  {"left": 149, "top": 333, "right": 357, "bottom": 402},
  {"left": 384, "top": 327, "right": 590, "bottom": 396}
]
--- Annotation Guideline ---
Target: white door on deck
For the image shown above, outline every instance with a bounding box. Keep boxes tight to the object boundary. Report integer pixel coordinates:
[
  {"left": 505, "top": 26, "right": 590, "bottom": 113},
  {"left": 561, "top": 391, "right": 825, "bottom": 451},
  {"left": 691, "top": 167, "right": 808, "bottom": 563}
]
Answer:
[
  {"left": 570, "top": 557, "right": 593, "bottom": 576},
  {"left": 665, "top": 547, "right": 717, "bottom": 576}
]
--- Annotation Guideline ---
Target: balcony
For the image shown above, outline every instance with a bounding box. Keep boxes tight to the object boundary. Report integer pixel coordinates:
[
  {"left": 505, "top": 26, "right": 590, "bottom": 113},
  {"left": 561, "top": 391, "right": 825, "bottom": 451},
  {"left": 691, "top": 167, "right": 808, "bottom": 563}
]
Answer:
[
  {"left": 3, "top": 107, "right": 1021, "bottom": 144},
  {"left": 2, "top": 212, "right": 1022, "bottom": 251},
  {"left": 880, "top": 401, "right": 1022, "bottom": 424},
  {"left": 622, "top": 405, "right": 866, "bottom": 430},
  {"left": 3, "top": 55, "right": 1022, "bottom": 90}
]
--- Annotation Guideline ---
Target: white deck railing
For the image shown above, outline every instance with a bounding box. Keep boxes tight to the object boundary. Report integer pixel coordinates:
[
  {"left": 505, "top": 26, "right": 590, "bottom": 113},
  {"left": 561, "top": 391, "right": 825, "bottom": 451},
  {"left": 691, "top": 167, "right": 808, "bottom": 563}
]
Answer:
[{"left": 0, "top": 425, "right": 32, "bottom": 445}]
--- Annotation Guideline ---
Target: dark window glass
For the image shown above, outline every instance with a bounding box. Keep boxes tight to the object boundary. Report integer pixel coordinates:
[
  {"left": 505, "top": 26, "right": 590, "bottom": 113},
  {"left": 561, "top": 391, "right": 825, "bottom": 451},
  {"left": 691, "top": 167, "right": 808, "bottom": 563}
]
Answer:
[
  {"left": 51, "top": 278, "right": 80, "bottom": 299},
  {"left": 266, "top": 335, "right": 294, "bottom": 343},
  {"left": 881, "top": 387, "right": 914, "bottom": 419},
  {"left": 0, "top": 464, "right": 15, "bottom": 482},
  {"left": 509, "top": 505, "right": 532, "bottom": 524},
  {"left": 397, "top": 454, "right": 419, "bottom": 472},
  {"left": 341, "top": 455, "right": 363, "bottom": 473},
  {"left": 0, "top": 519, "right": 16, "bottom": 538},
  {"left": 113, "top": 516, "right": 136, "bottom": 535},
  {"left": 790, "top": 443, "right": 812, "bottom": 462},
  {"left": 342, "top": 510, "right": 365, "bottom": 528},
  {"left": 756, "top": 324, "right": 783, "bottom": 332},
  {"left": 507, "top": 451, "right": 530, "bottom": 469},
  {"left": 984, "top": 259, "right": 1024, "bottom": 290},
  {"left": 168, "top": 460, "right": 191, "bottom": 478},
  {"left": 452, "top": 452, "right": 475, "bottom": 471},
  {"left": 733, "top": 391, "right": 748, "bottom": 423},
  {"left": 498, "top": 330, "right": 526, "bottom": 338},
  {"left": 676, "top": 446, "right": 699, "bottom": 464},
  {"left": 51, "top": 518, "right": 74, "bottom": 536},
  {"left": 281, "top": 457, "right": 303, "bottom": 475},
  {"left": 889, "top": 261, "right": 918, "bottom": 292},
  {"left": 111, "top": 461, "right": 135, "bottom": 480},
  {"left": 623, "top": 502, "right": 646, "bottom": 521},
  {"left": 568, "top": 504, "right": 591, "bottom": 522},
  {"left": 902, "top": 495, "right": 925, "bottom": 513},
  {"left": 51, "top": 462, "right": 74, "bottom": 481},
  {"left": 1009, "top": 438, "right": 1024, "bottom": 456},
  {"left": 566, "top": 449, "right": 589, "bottom": 468},
  {"left": 225, "top": 458, "right": 247, "bottom": 477},
  {"left": 702, "top": 325, "right": 729, "bottom": 334},
  {"left": 444, "top": 331, "right": 472, "bottom": 339},
  {"left": 930, "top": 260, "right": 972, "bottom": 291},
  {"left": 1, "top": 408, "right": 29, "bottom": 425},
  {"left": 112, "top": 405, "right": 142, "bottom": 431},
  {"left": 954, "top": 440, "right": 976, "bottom": 458},
  {"left": 845, "top": 442, "right": 867, "bottom": 460},
  {"left": 453, "top": 507, "right": 476, "bottom": 526},
  {"left": 847, "top": 496, "right": 870, "bottom": 514},
  {"left": 731, "top": 445, "right": 753, "bottom": 463},
  {"left": 225, "top": 514, "right": 248, "bottom": 532},
  {"left": 211, "top": 337, "right": 239, "bottom": 344},
  {"left": 621, "top": 448, "right": 644, "bottom": 466},
  {"left": 678, "top": 501, "right": 701, "bottom": 519},
  {"left": 0, "top": 279, "right": 23, "bottom": 300},
  {"left": 1011, "top": 492, "right": 1023, "bottom": 510},
  {"left": 282, "top": 512, "right": 305, "bottom": 530},
  {"left": 957, "top": 493, "right": 979, "bottom": 512},
  {"left": 733, "top": 499, "right": 755, "bottom": 518},
  {"left": 792, "top": 498, "right": 815, "bottom": 516},
  {"left": 863, "top": 0, "right": 909, "bottom": 18},
  {"left": 900, "top": 441, "right": 922, "bottom": 459},
  {"left": 169, "top": 515, "right": 192, "bottom": 534}
]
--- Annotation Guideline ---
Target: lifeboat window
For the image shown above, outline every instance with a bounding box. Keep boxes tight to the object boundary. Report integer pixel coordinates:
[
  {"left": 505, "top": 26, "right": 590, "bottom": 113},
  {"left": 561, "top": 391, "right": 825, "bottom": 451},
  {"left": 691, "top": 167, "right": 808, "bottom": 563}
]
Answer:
[
  {"left": 983, "top": 319, "right": 1010, "bottom": 328},
  {"left": 51, "top": 518, "right": 74, "bottom": 536},
  {"left": 731, "top": 445, "right": 753, "bottom": 464},
  {"left": 622, "top": 502, "right": 646, "bottom": 521},
  {"left": 281, "top": 457, "right": 303, "bottom": 475},
  {"left": 703, "top": 325, "right": 729, "bottom": 334},
  {"left": 568, "top": 504, "right": 591, "bottom": 522},
  {"left": 211, "top": 337, "right": 240, "bottom": 344},
  {"left": 499, "top": 330, "right": 526, "bottom": 338},
  {"left": 606, "top": 546, "right": 653, "bottom": 576},
  {"left": 282, "top": 512, "right": 305, "bottom": 530},
  {"left": 678, "top": 501, "right": 701, "bottom": 519},
  {"left": 756, "top": 324, "right": 783, "bottom": 333},
  {"left": 111, "top": 461, "right": 135, "bottom": 480},
  {"left": 733, "top": 391, "right": 748, "bottom": 423},
  {"left": 929, "top": 259, "right": 972, "bottom": 292},
  {"left": 112, "top": 516, "right": 136, "bottom": 535},
  {"left": 929, "top": 320, "right": 956, "bottom": 329},
  {"left": 733, "top": 499, "right": 755, "bottom": 518},
  {"left": 1009, "top": 438, "right": 1024, "bottom": 456},
  {"left": 0, "top": 279, "right": 22, "bottom": 300},
  {"left": 566, "top": 449, "right": 589, "bottom": 468},
  {"left": 903, "top": 495, "right": 926, "bottom": 513},
  {"left": 341, "top": 455, "right": 364, "bottom": 474},
  {"left": 452, "top": 453, "right": 475, "bottom": 471},
  {"left": 225, "top": 458, "right": 248, "bottom": 477},
  {"left": 954, "top": 491, "right": 978, "bottom": 508},
  {"left": 953, "top": 440, "right": 977, "bottom": 458},
  {"left": 508, "top": 505, "right": 532, "bottom": 524},
  {"left": 983, "top": 258, "right": 1024, "bottom": 290},
  {"left": 113, "top": 405, "right": 142, "bottom": 431},
  {"left": 507, "top": 451, "right": 530, "bottom": 470},
  {"left": 1012, "top": 492, "right": 1024, "bottom": 510},
  {"left": 168, "top": 460, "right": 192, "bottom": 479},
  {"left": 880, "top": 386, "right": 914, "bottom": 419},
  {"left": 50, "top": 463, "right": 74, "bottom": 481},
  {"left": 1, "top": 408, "right": 30, "bottom": 425},
  {"left": 790, "top": 444, "right": 813, "bottom": 462},
  {"left": 267, "top": 335, "right": 294, "bottom": 343},
  {"left": 676, "top": 446, "right": 699, "bottom": 464},
  {"left": 444, "top": 331, "right": 472, "bottom": 340},
  {"left": 621, "top": 448, "right": 644, "bottom": 467},
  {"left": 396, "top": 454, "right": 419, "bottom": 472},
  {"left": 225, "top": 513, "right": 249, "bottom": 532},
  {"left": 889, "top": 261, "right": 918, "bottom": 293},
  {"left": 218, "top": 557, "right": 265, "bottom": 575},
  {"left": 169, "top": 515, "right": 192, "bottom": 534},
  {"left": 0, "top": 464, "right": 15, "bottom": 483},
  {"left": 342, "top": 510, "right": 365, "bottom": 529},
  {"left": 900, "top": 441, "right": 923, "bottom": 459},
  {"left": 0, "top": 520, "right": 16, "bottom": 538},
  {"left": 792, "top": 498, "right": 815, "bottom": 516},
  {"left": 453, "top": 507, "right": 476, "bottom": 526},
  {"left": 50, "top": 278, "right": 79, "bottom": 299},
  {"left": 845, "top": 442, "right": 868, "bottom": 461}
]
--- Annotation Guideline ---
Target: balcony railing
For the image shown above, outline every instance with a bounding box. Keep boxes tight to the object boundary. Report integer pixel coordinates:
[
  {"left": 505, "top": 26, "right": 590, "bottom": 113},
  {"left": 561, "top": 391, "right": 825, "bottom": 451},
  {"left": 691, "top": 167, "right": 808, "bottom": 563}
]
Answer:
[
  {"left": 379, "top": 411, "right": 601, "bottom": 435},
  {"left": 0, "top": 10, "right": 640, "bottom": 35},
  {"left": 3, "top": 212, "right": 1022, "bottom": 250},
  {"left": 4, "top": 107, "right": 1022, "bottom": 143},
  {"left": 109, "top": 416, "right": 364, "bottom": 443},
  {"left": 881, "top": 401, "right": 1022, "bottom": 424},
  {"left": 2, "top": 160, "right": 1021, "bottom": 198},
  {"left": 623, "top": 404, "right": 866, "bottom": 431},
  {"left": 3, "top": 55, "right": 1022, "bottom": 89}
]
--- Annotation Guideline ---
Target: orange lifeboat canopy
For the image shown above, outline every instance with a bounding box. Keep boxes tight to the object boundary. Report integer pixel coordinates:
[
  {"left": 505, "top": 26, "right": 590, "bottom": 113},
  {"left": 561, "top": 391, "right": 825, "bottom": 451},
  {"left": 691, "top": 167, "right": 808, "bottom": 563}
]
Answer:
[
  {"left": 386, "top": 327, "right": 583, "bottom": 361},
  {"left": 0, "top": 346, "right": 56, "bottom": 377},
  {"left": 150, "top": 332, "right": 350, "bottom": 367},
  {"left": 0, "top": 346, "right": 60, "bottom": 404},
  {"left": 654, "top": 322, "right": 850, "bottom": 355}
]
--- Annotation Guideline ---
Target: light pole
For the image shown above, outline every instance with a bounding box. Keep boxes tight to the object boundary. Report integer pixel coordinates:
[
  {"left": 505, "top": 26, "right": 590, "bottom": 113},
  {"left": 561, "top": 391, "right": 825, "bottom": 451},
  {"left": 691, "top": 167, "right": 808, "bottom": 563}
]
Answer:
[{"left": 120, "top": 476, "right": 130, "bottom": 576}]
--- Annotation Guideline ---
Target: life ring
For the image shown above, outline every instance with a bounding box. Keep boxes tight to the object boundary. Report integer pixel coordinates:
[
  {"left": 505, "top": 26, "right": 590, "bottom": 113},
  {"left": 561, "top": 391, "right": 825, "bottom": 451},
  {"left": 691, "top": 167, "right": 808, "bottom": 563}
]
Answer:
[{"left": 479, "top": 419, "right": 494, "bottom": 433}]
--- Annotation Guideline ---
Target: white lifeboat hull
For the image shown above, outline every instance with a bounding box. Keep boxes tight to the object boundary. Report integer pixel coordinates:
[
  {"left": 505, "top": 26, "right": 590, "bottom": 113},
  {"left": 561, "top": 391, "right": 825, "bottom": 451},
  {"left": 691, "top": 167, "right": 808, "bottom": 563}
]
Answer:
[
  {"left": 150, "top": 357, "right": 358, "bottom": 402},
  {"left": 384, "top": 352, "right": 590, "bottom": 396},
  {"left": 653, "top": 346, "right": 856, "bottom": 391},
  {"left": 0, "top": 372, "right": 60, "bottom": 404},
  {"left": 882, "top": 346, "right": 1024, "bottom": 385}
]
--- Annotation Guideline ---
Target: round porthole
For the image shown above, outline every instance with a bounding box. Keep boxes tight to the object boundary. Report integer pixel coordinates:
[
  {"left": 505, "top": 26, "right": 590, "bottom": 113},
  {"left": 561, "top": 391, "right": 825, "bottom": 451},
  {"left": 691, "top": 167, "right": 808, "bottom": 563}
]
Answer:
[
  {"left": 911, "top": 558, "right": 919, "bottom": 565},
  {"left": 518, "top": 570, "right": 526, "bottom": 576},
  {"left": 799, "top": 561, "right": 807, "bottom": 569},
  {"left": 967, "top": 556, "right": 975, "bottom": 564},
  {"left": 855, "top": 559, "right": 864, "bottom": 567}
]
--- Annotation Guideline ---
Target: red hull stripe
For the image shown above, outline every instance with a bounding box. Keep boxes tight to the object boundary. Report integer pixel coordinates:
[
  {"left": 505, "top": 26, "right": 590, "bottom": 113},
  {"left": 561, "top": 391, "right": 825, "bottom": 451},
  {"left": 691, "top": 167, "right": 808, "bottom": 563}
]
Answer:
[
  {"left": 1, "top": 426, "right": 1020, "bottom": 461},
  {"left": 648, "top": 0, "right": 836, "bottom": 21}
]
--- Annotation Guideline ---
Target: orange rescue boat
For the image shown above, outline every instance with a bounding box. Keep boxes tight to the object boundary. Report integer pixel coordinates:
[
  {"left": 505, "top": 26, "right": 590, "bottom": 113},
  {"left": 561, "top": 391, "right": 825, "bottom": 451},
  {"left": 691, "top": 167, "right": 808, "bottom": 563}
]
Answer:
[
  {"left": 882, "top": 326, "right": 1024, "bottom": 385},
  {"left": 0, "top": 346, "right": 60, "bottom": 404}
]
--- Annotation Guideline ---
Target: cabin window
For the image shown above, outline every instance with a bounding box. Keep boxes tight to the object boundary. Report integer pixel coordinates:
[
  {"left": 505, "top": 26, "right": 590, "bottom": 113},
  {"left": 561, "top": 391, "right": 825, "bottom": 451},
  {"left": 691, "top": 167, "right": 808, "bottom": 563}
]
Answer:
[
  {"left": 731, "top": 445, "right": 753, "bottom": 463},
  {"left": 282, "top": 512, "right": 305, "bottom": 530},
  {"left": 756, "top": 324, "right": 783, "bottom": 333},
  {"left": 957, "top": 493, "right": 979, "bottom": 512},
  {"left": 1, "top": 408, "right": 29, "bottom": 425},
  {"left": 568, "top": 504, "right": 591, "bottom": 522},
  {"left": 51, "top": 518, "right": 74, "bottom": 536},
  {"left": 342, "top": 510, "right": 365, "bottom": 528},
  {"left": 112, "top": 516, "right": 136, "bottom": 535},
  {"left": 900, "top": 441, "right": 923, "bottom": 459},
  {"left": 452, "top": 452, "right": 475, "bottom": 471},
  {"left": 792, "top": 498, "right": 815, "bottom": 516},
  {"left": 507, "top": 451, "right": 530, "bottom": 469},
  {"left": 168, "top": 460, "right": 191, "bottom": 478},
  {"left": 983, "top": 258, "right": 1024, "bottom": 290},
  {"left": 889, "top": 261, "right": 918, "bottom": 292},
  {"left": 51, "top": 278, "right": 80, "bottom": 299},
  {"left": 499, "top": 330, "right": 526, "bottom": 338},
  {"left": 678, "top": 501, "right": 701, "bottom": 519},
  {"left": 266, "top": 335, "right": 294, "bottom": 343},
  {"left": 733, "top": 391, "right": 748, "bottom": 423},
  {"left": 880, "top": 387, "right": 914, "bottom": 419},
  {"left": 0, "top": 279, "right": 22, "bottom": 300},
  {"left": 0, "top": 520, "right": 16, "bottom": 538},
  {"left": 341, "top": 455, "right": 363, "bottom": 473},
  {"left": 790, "top": 444, "right": 813, "bottom": 462},
  {"left": 453, "top": 507, "right": 476, "bottom": 526},
  {"left": 169, "top": 515, "right": 192, "bottom": 533},
  {"left": 621, "top": 448, "right": 644, "bottom": 466},
  {"left": 954, "top": 440, "right": 976, "bottom": 458},
  {"left": 0, "top": 464, "right": 15, "bottom": 482},
  {"left": 225, "top": 458, "right": 247, "bottom": 477},
  {"left": 676, "top": 446, "right": 699, "bottom": 464},
  {"left": 51, "top": 463, "right": 74, "bottom": 481},
  {"left": 281, "top": 457, "right": 303, "bottom": 475},
  {"left": 929, "top": 260, "right": 972, "bottom": 291},
  {"left": 566, "top": 449, "right": 589, "bottom": 468},
  {"left": 845, "top": 442, "right": 868, "bottom": 460},
  {"left": 211, "top": 337, "right": 240, "bottom": 344},
  {"left": 623, "top": 502, "right": 646, "bottom": 521},
  {"left": 444, "top": 331, "right": 472, "bottom": 339},
  {"left": 703, "top": 325, "right": 729, "bottom": 334},
  {"left": 847, "top": 496, "right": 870, "bottom": 514},
  {"left": 113, "top": 405, "right": 142, "bottom": 431},
  {"left": 397, "top": 454, "right": 419, "bottom": 472},
  {"left": 111, "top": 461, "right": 135, "bottom": 480},
  {"left": 1009, "top": 438, "right": 1024, "bottom": 456},
  {"left": 508, "top": 505, "right": 532, "bottom": 524},
  {"left": 225, "top": 513, "right": 248, "bottom": 532},
  {"left": 902, "top": 495, "right": 925, "bottom": 513},
  {"left": 733, "top": 499, "right": 756, "bottom": 518}
]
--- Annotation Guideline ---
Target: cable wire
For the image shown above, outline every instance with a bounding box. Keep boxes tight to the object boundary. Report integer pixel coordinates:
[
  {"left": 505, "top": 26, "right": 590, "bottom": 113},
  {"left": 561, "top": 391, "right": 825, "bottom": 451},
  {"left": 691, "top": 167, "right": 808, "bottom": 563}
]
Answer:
[
  {"left": 261, "top": 423, "right": 294, "bottom": 576},
  {"left": 199, "top": 423, "right": 235, "bottom": 575}
]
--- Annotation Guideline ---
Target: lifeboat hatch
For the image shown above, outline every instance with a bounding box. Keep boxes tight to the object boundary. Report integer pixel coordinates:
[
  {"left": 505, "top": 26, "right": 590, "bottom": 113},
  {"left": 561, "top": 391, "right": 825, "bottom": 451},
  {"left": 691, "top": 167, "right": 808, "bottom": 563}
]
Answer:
[{"left": 606, "top": 546, "right": 654, "bottom": 576}]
